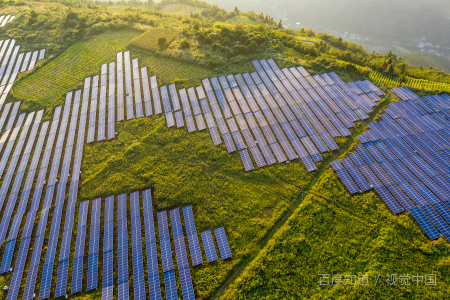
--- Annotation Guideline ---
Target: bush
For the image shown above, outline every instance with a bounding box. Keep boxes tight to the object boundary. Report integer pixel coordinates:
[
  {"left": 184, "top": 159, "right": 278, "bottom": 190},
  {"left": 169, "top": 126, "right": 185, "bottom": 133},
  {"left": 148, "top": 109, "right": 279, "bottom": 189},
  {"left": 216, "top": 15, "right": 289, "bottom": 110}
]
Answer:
[
  {"left": 180, "top": 38, "right": 190, "bottom": 49},
  {"left": 158, "top": 37, "right": 167, "bottom": 48}
]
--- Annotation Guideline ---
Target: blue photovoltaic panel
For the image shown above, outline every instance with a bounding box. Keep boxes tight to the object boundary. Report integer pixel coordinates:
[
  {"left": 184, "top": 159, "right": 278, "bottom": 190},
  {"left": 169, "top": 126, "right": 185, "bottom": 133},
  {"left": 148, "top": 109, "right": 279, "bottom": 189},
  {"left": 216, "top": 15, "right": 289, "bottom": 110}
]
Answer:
[
  {"left": 374, "top": 186, "right": 404, "bottom": 214},
  {"left": 335, "top": 168, "right": 360, "bottom": 194},
  {"left": 117, "top": 219, "right": 129, "bottom": 284},
  {"left": 164, "top": 270, "right": 178, "bottom": 300},
  {"left": 54, "top": 259, "right": 69, "bottom": 297},
  {"left": 102, "top": 285, "right": 113, "bottom": 300},
  {"left": 421, "top": 205, "right": 450, "bottom": 239},
  {"left": 386, "top": 185, "right": 415, "bottom": 211},
  {"left": 174, "top": 235, "right": 189, "bottom": 269},
  {"left": 160, "top": 237, "right": 174, "bottom": 272},
  {"left": 330, "top": 160, "right": 344, "bottom": 170},
  {"left": 358, "top": 134, "right": 370, "bottom": 144},
  {"left": 170, "top": 208, "right": 184, "bottom": 237},
  {"left": 179, "top": 267, "right": 195, "bottom": 300},
  {"left": 201, "top": 230, "right": 218, "bottom": 263},
  {"left": 399, "top": 181, "right": 428, "bottom": 207},
  {"left": 433, "top": 201, "right": 450, "bottom": 224},
  {"left": 187, "top": 233, "right": 203, "bottom": 266},
  {"left": 86, "top": 253, "right": 99, "bottom": 291},
  {"left": 419, "top": 176, "right": 450, "bottom": 202},
  {"left": 71, "top": 256, "right": 84, "bottom": 294},
  {"left": 103, "top": 250, "right": 113, "bottom": 287},
  {"left": 345, "top": 165, "right": 372, "bottom": 192},
  {"left": 379, "top": 160, "right": 405, "bottom": 185},
  {"left": 349, "top": 152, "right": 366, "bottom": 167},
  {"left": 369, "top": 163, "right": 395, "bottom": 187},
  {"left": 410, "top": 206, "right": 442, "bottom": 240},
  {"left": 214, "top": 227, "right": 232, "bottom": 260},
  {"left": 118, "top": 281, "right": 129, "bottom": 300},
  {"left": 130, "top": 193, "right": 147, "bottom": 300},
  {"left": 410, "top": 179, "right": 440, "bottom": 205},
  {"left": 148, "top": 274, "right": 162, "bottom": 300},
  {"left": 358, "top": 165, "right": 382, "bottom": 188},
  {"left": 157, "top": 211, "right": 170, "bottom": 239},
  {"left": 355, "top": 145, "right": 376, "bottom": 165}
]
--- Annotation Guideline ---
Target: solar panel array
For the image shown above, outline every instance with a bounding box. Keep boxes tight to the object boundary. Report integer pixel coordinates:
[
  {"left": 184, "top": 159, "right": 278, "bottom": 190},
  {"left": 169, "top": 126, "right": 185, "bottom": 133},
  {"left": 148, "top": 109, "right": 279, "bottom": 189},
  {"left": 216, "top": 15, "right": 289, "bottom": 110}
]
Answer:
[
  {"left": 0, "top": 15, "right": 15, "bottom": 27},
  {"left": 0, "top": 39, "right": 43, "bottom": 103},
  {"left": 97, "top": 197, "right": 112, "bottom": 299},
  {"left": 87, "top": 198, "right": 101, "bottom": 291},
  {"left": 332, "top": 86, "right": 450, "bottom": 242},
  {"left": 170, "top": 208, "right": 195, "bottom": 300},
  {"left": 71, "top": 201, "right": 89, "bottom": 294},
  {"left": 142, "top": 189, "right": 162, "bottom": 300},
  {"left": 183, "top": 206, "right": 203, "bottom": 266},
  {"left": 130, "top": 191, "right": 147, "bottom": 300},
  {"left": 117, "top": 193, "right": 129, "bottom": 299}
]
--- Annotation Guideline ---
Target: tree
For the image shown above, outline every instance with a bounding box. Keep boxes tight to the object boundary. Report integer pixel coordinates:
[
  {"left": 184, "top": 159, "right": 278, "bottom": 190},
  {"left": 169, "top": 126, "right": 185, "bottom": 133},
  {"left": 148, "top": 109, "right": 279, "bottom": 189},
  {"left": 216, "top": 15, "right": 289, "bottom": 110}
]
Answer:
[
  {"left": 345, "top": 64, "right": 358, "bottom": 74},
  {"left": 147, "top": 0, "right": 154, "bottom": 6},
  {"left": 180, "top": 38, "right": 190, "bottom": 49},
  {"left": 158, "top": 37, "right": 167, "bottom": 48},
  {"left": 278, "top": 20, "right": 283, "bottom": 29},
  {"left": 234, "top": 7, "right": 240, "bottom": 15}
]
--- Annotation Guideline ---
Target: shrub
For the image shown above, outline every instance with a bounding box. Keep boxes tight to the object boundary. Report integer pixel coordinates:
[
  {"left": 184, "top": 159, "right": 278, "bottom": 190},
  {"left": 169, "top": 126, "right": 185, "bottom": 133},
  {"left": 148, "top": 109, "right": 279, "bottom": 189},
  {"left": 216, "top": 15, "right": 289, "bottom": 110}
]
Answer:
[{"left": 180, "top": 38, "right": 190, "bottom": 49}]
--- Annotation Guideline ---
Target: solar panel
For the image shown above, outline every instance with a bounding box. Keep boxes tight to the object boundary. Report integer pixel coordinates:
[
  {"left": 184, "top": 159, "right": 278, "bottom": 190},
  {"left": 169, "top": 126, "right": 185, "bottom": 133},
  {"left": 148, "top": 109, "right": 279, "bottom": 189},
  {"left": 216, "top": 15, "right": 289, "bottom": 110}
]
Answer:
[
  {"left": 386, "top": 185, "right": 415, "bottom": 211},
  {"left": 379, "top": 160, "right": 405, "bottom": 185},
  {"left": 201, "top": 230, "right": 218, "bottom": 263},
  {"left": 148, "top": 274, "right": 162, "bottom": 300},
  {"left": 223, "top": 133, "right": 237, "bottom": 153},
  {"left": 249, "top": 146, "right": 267, "bottom": 168},
  {"left": 318, "top": 132, "right": 338, "bottom": 151},
  {"left": 398, "top": 181, "right": 428, "bottom": 207},
  {"left": 410, "top": 179, "right": 440, "bottom": 205},
  {"left": 214, "top": 227, "right": 232, "bottom": 260},
  {"left": 164, "top": 270, "right": 178, "bottom": 300},
  {"left": 102, "top": 284, "right": 113, "bottom": 300},
  {"left": 86, "top": 253, "right": 99, "bottom": 291},
  {"left": 102, "top": 250, "right": 113, "bottom": 287},
  {"left": 358, "top": 164, "right": 382, "bottom": 188},
  {"left": 433, "top": 201, "right": 450, "bottom": 224},
  {"left": 179, "top": 267, "right": 195, "bottom": 300},
  {"left": 419, "top": 176, "right": 450, "bottom": 202},
  {"left": 209, "top": 126, "right": 222, "bottom": 146},
  {"left": 158, "top": 211, "right": 173, "bottom": 272},
  {"left": 335, "top": 168, "right": 360, "bottom": 194},
  {"left": 374, "top": 186, "right": 404, "bottom": 214},
  {"left": 239, "top": 148, "right": 255, "bottom": 171},
  {"left": 118, "top": 281, "right": 129, "bottom": 300},
  {"left": 130, "top": 192, "right": 147, "bottom": 300},
  {"left": 409, "top": 206, "right": 442, "bottom": 240},
  {"left": 421, "top": 205, "right": 450, "bottom": 240}
]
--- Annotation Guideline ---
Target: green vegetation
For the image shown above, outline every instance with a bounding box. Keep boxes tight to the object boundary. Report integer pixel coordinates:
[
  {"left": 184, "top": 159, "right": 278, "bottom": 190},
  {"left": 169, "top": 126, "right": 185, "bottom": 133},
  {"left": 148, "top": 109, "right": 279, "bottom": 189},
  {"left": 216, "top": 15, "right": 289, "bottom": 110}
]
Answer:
[
  {"left": 79, "top": 116, "right": 316, "bottom": 298},
  {"left": 158, "top": 2, "right": 204, "bottom": 16},
  {"left": 12, "top": 30, "right": 140, "bottom": 106},
  {"left": 403, "top": 52, "right": 450, "bottom": 73},
  {"left": 222, "top": 168, "right": 450, "bottom": 299},
  {"left": 215, "top": 15, "right": 260, "bottom": 26},
  {"left": 129, "top": 26, "right": 181, "bottom": 51}
]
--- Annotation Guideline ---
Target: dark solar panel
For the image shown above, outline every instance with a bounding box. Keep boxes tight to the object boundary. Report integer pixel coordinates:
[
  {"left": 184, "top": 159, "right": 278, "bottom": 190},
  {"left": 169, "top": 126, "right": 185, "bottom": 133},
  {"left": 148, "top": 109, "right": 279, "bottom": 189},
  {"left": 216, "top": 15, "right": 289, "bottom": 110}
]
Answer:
[
  {"left": 379, "top": 160, "right": 405, "bottom": 185},
  {"left": 398, "top": 181, "right": 428, "bottom": 207},
  {"left": 214, "top": 227, "right": 232, "bottom": 259},
  {"left": 349, "top": 152, "right": 366, "bottom": 167},
  {"left": 374, "top": 186, "right": 404, "bottom": 214},
  {"left": 102, "top": 285, "right": 113, "bottom": 300},
  {"left": 239, "top": 149, "right": 255, "bottom": 171},
  {"left": 148, "top": 274, "right": 162, "bottom": 300},
  {"left": 201, "top": 230, "right": 218, "bottom": 263},
  {"left": 179, "top": 267, "right": 195, "bottom": 300},
  {"left": 249, "top": 146, "right": 267, "bottom": 168},
  {"left": 164, "top": 270, "right": 178, "bottom": 300},
  {"left": 335, "top": 168, "right": 360, "bottom": 194},
  {"left": 87, "top": 253, "right": 99, "bottom": 291},
  {"left": 410, "top": 179, "right": 440, "bottom": 205},
  {"left": 421, "top": 205, "right": 450, "bottom": 239},
  {"left": 270, "top": 142, "right": 287, "bottom": 163},
  {"left": 409, "top": 206, "right": 442, "bottom": 240},
  {"left": 386, "top": 185, "right": 415, "bottom": 211},
  {"left": 358, "top": 164, "right": 382, "bottom": 188},
  {"left": 130, "top": 192, "right": 147, "bottom": 300}
]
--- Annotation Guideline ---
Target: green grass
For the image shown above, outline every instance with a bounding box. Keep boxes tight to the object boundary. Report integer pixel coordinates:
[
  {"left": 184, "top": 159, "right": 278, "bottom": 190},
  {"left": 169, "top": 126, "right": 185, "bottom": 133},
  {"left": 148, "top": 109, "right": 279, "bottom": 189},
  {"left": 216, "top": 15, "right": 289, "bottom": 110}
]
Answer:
[
  {"left": 222, "top": 149, "right": 450, "bottom": 299},
  {"left": 403, "top": 52, "right": 450, "bottom": 73},
  {"left": 79, "top": 115, "right": 316, "bottom": 298},
  {"left": 215, "top": 15, "right": 260, "bottom": 26},
  {"left": 12, "top": 30, "right": 140, "bottom": 107},
  {"left": 158, "top": 2, "right": 204, "bottom": 16},
  {"left": 129, "top": 27, "right": 182, "bottom": 52},
  {"left": 129, "top": 48, "right": 214, "bottom": 87}
]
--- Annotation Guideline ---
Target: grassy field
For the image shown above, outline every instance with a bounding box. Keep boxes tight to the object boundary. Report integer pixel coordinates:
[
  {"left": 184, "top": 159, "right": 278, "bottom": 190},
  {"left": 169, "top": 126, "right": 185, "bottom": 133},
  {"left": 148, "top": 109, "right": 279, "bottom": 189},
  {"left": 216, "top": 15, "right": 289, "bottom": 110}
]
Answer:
[
  {"left": 12, "top": 30, "right": 140, "bottom": 108},
  {"left": 78, "top": 115, "right": 317, "bottom": 298},
  {"left": 129, "top": 48, "right": 214, "bottom": 87},
  {"left": 222, "top": 168, "right": 450, "bottom": 299},
  {"left": 215, "top": 15, "right": 260, "bottom": 26},
  {"left": 158, "top": 2, "right": 204, "bottom": 16},
  {"left": 129, "top": 27, "right": 182, "bottom": 52},
  {"left": 403, "top": 52, "right": 450, "bottom": 73}
]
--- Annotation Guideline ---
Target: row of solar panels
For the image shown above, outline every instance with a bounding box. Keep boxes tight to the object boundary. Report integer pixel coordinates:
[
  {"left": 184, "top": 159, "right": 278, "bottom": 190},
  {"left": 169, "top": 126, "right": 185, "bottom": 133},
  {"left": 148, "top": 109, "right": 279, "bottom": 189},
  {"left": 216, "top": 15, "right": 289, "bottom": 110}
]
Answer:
[
  {"left": 0, "top": 84, "right": 88, "bottom": 300},
  {"left": 331, "top": 87, "right": 450, "bottom": 242},
  {"left": 0, "top": 15, "right": 14, "bottom": 27},
  {"left": 3, "top": 186, "right": 230, "bottom": 300},
  {"left": 0, "top": 39, "right": 44, "bottom": 105}
]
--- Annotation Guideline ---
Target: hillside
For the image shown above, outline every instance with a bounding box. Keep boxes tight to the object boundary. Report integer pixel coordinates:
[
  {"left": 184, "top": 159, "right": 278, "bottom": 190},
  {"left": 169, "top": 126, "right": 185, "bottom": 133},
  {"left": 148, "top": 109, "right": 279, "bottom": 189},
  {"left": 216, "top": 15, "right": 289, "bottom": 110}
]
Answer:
[
  {"left": 403, "top": 52, "right": 450, "bottom": 73},
  {"left": 0, "top": 2, "right": 449, "bottom": 300}
]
